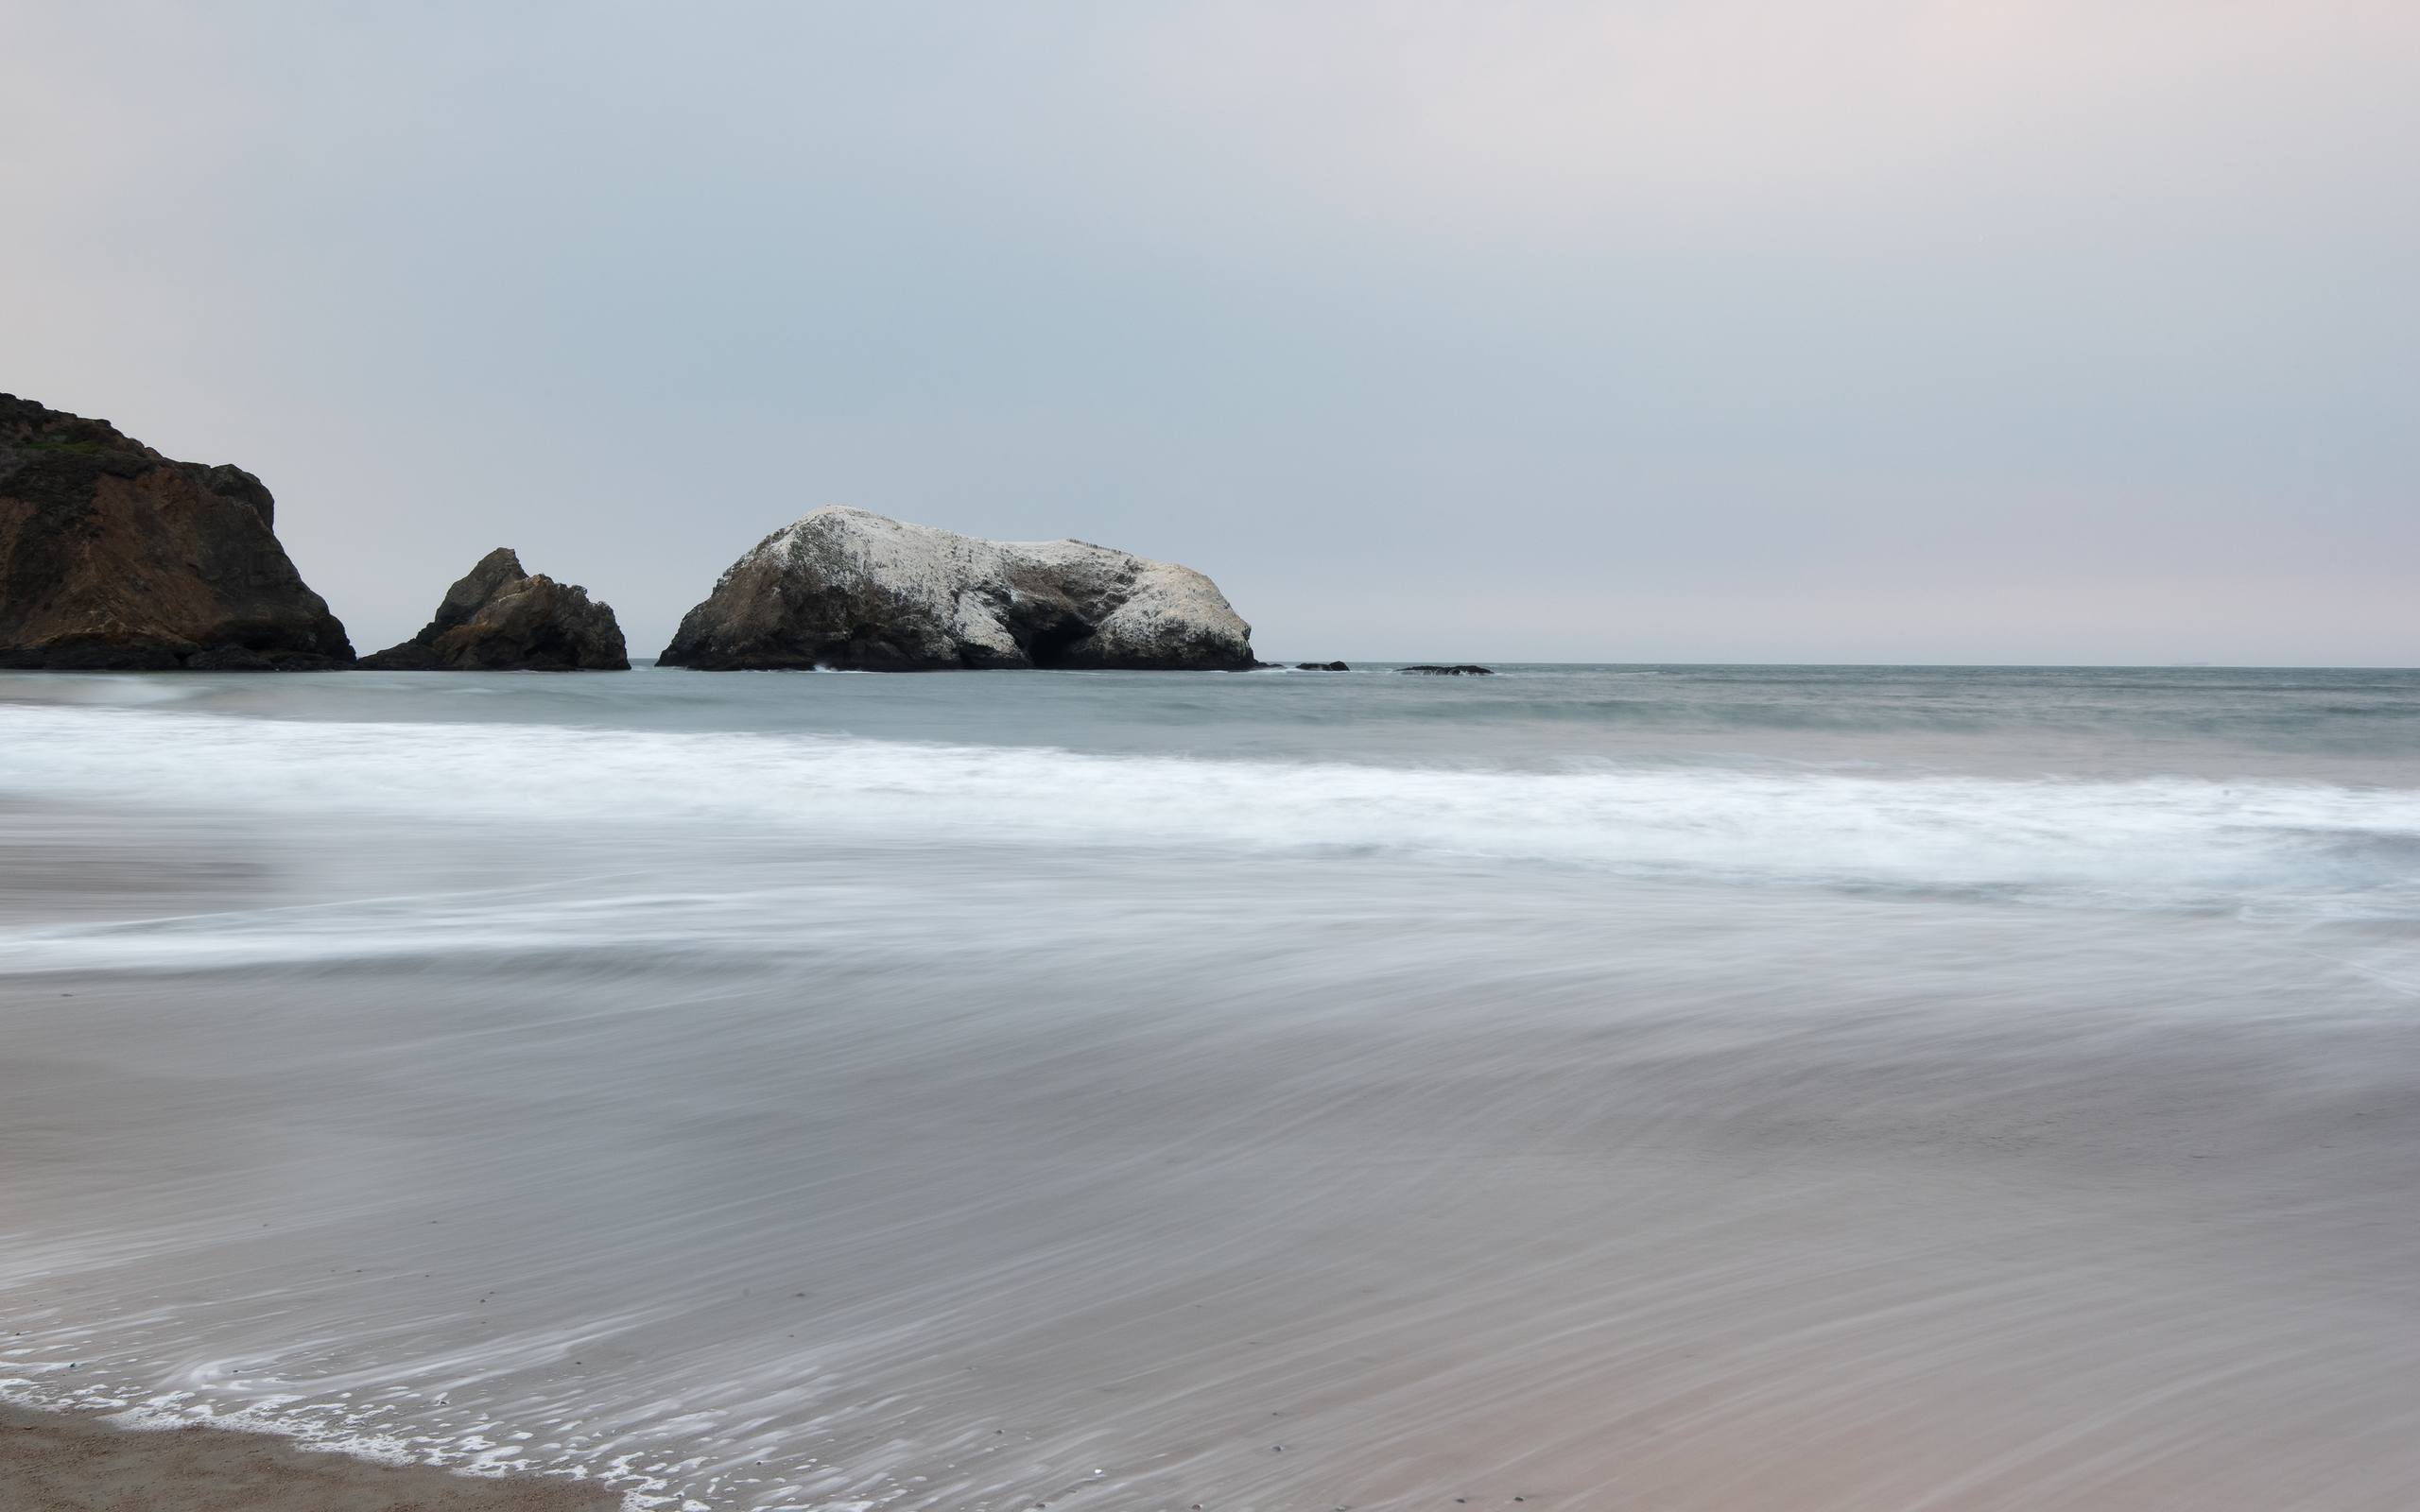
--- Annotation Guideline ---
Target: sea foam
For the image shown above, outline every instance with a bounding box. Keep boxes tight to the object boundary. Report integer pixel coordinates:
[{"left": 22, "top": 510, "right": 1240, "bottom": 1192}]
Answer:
[{"left": 2, "top": 703, "right": 2415, "bottom": 924}]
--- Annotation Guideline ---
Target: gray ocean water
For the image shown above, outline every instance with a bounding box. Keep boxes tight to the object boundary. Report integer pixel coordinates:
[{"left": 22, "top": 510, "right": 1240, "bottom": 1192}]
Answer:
[{"left": 5, "top": 663, "right": 2420, "bottom": 1510}]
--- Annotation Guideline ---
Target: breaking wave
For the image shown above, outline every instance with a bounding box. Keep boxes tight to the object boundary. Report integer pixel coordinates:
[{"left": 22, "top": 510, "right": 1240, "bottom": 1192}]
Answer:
[{"left": 3, "top": 703, "right": 2417, "bottom": 921}]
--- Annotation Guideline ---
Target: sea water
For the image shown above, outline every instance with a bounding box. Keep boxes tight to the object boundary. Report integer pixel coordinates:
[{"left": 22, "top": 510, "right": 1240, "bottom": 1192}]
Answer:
[{"left": 4, "top": 664, "right": 2418, "bottom": 1509}]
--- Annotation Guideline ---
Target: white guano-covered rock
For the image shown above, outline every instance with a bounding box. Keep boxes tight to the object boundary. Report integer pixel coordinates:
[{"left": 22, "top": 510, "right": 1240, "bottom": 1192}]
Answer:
[{"left": 658, "top": 507, "right": 1255, "bottom": 671}]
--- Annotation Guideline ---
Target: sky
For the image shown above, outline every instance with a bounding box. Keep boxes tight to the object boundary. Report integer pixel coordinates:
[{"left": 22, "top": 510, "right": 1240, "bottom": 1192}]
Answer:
[{"left": 5, "top": 1, "right": 2415, "bottom": 664}]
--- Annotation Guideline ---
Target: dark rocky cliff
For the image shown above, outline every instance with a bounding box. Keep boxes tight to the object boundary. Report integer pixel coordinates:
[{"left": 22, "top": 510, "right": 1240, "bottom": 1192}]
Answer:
[{"left": 0, "top": 395, "right": 353, "bottom": 670}]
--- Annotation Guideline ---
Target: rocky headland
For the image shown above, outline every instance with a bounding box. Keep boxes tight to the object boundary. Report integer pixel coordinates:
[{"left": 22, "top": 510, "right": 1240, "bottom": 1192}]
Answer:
[
  {"left": 361, "top": 547, "right": 628, "bottom": 671},
  {"left": 0, "top": 395, "right": 353, "bottom": 669},
  {"left": 660, "top": 507, "right": 1254, "bottom": 671},
  {"left": 0, "top": 400, "right": 1271, "bottom": 677}
]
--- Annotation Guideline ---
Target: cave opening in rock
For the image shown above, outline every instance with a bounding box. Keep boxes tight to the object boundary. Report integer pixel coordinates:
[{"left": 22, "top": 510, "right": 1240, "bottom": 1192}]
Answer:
[{"left": 1021, "top": 614, "right": 1098, "bottom": 668}]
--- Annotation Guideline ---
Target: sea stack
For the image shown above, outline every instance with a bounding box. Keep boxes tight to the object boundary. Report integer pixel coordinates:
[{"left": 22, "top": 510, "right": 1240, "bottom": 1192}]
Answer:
[
  {"left": 360, "top": 548, "right": 629, "bottom": 671},
  {"left": 0, "top": 394, "right": 353, "bottom": 669},
  {"left": 660, "top": 507, "right": 1254, "bottom": 671}
]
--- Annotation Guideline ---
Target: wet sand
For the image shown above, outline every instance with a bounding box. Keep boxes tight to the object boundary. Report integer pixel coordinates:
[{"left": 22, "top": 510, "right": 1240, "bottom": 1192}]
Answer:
[
  {"left": 1, "top": 1403, "right": 617, "bottom": 1511},
  {"left": 10, "top": 831, "right": 2420, "bottom": 1509},
  {"left": 7, "top": 669, "right": 2420, "bottom": 1509}
]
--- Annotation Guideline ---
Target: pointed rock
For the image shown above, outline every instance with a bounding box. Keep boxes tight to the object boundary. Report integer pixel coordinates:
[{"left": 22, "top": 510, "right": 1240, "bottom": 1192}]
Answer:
[{"left": 361, "top": 549, "right": 628, "bottom": 671}]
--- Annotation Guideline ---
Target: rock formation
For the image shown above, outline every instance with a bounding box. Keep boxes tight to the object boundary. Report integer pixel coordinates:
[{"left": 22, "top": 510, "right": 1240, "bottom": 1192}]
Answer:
[
  {"left": 660, "top": 507, "right": 1254, "bottom": 671},
  {"left": 1295, "top": 661, "right": 1350, "bottom": 671},
  {"left": 0, "top": 394, "right": 353, "bottom": 669},
  {"left": 1401, "top": 664, "right": 1495, "bottom": 676},
  {"left": 360, "top": 548, "right": 628, "bottom": 671}
]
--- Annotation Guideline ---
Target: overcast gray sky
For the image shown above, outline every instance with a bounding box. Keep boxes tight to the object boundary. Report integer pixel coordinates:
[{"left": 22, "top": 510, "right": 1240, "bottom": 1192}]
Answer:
[{"left": 7, "top": 1, "right": 2415, "bottom": 663}]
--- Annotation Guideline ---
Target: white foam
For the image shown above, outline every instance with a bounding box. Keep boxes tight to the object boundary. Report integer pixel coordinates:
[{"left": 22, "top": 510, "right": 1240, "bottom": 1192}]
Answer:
[{"left": 1, "top": 703, "right": 2415, "bottom": 927}]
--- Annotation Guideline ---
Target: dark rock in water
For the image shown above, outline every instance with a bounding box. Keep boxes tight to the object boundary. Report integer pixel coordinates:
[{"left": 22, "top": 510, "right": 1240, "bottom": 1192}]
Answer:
[
  {"left": 660, "top": 507, "right": 1253, "bottom": 671},
  {"left": 360, "top": 548, "right": 628, "bottom": 671},
  {"left": 1401, "top": 663, "right": 1495, "bottom": 676},
  {"left": 185, "top": 645, "right": 278, "bottom": 672},
  {"left": 0, "top": 394, "right": 354, "bottom": 670},
  {"left": 1295, "top": 661, "right": 1350, "bottom": 671}
]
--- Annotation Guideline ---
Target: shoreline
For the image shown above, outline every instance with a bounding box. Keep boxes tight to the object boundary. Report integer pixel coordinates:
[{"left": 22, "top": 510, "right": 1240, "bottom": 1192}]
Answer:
[
  {"left": 0, "top": 1401, "right": 620, "bottom": 1512},
  {"left": 6, "top": 669, "right": 2418, "bottom": 1509}
]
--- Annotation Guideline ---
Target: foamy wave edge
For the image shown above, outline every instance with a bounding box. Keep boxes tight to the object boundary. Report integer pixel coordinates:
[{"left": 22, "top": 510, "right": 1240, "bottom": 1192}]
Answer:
[{"left": 4, "top": 703, "right": 2418, "bottom": 919}]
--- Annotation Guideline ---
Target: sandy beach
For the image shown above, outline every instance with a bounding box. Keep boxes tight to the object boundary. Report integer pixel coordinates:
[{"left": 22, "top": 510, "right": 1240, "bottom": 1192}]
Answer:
[
  {"left": 9, "top": 0, "right": 2418, "bottom": 1499},
  {"left": 6, "top": 668, "right": 2420, "bottom": 1509},
  {"left": 1, "top": 1403, "right": 616, "bottom": 1512}
]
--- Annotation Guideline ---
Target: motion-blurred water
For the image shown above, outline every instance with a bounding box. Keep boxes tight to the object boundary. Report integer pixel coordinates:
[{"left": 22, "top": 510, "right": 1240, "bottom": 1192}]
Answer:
[{"left": 5, "top": 664, "right": 2419, "bottom": 1510}]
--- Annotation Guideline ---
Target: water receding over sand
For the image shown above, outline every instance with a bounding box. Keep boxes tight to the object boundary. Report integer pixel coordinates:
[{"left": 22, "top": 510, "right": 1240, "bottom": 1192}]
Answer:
[{"left": 6, "top": 668, "right": 2420, "bottom": 1509}]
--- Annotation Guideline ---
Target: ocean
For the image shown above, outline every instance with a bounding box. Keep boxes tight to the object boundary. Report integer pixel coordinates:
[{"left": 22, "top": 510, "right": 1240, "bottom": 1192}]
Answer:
[{"left": 5, "top": 663, "right": 2419, "bottom": 1510}]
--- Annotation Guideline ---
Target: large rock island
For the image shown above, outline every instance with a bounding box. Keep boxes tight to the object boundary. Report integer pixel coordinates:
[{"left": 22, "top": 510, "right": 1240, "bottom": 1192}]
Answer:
[
  {"left": 660, "top": 507, "right": 1254, "bottom": 671},
  {"left": 360, "top": 547, "right": 628, "bottom": 671},
  {"left": 0, "top": 394, "right": 353, "bottom": 669}
]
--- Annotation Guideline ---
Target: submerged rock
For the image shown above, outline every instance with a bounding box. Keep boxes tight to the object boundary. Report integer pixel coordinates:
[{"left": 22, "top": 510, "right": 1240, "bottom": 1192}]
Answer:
[
  {"left": 660, "top": 507, "right": 1253, "bottom": 671},
  {"left": 1401, "top": 664, "right": 1495, "bottom": 676},
  {"left": 0, "top": 394, "right": 353, "bottom": 670},
  {"left": 1295, "top": 661, "right": 1351, "bottom": 671},
  {"left": 360, "top": 548, "right": 628, "bottom": 671}
]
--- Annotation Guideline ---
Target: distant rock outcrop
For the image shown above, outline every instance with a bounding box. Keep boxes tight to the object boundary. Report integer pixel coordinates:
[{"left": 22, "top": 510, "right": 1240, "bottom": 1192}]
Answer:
[
  {"left": 0, "top": 394, "right": 353, "bottom": 670},
  {"left": 1295, "top": 661, "right": 1350, "bottom": 671},
  {"left": 1401, "top": 664, "right": 1495, "bottom": 676},
  {"left": 660, "top": 507, "right": 1254, "bottom": 671},
  {"left": 360, "top": 548, "right": 628, "bottom": 671}
]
